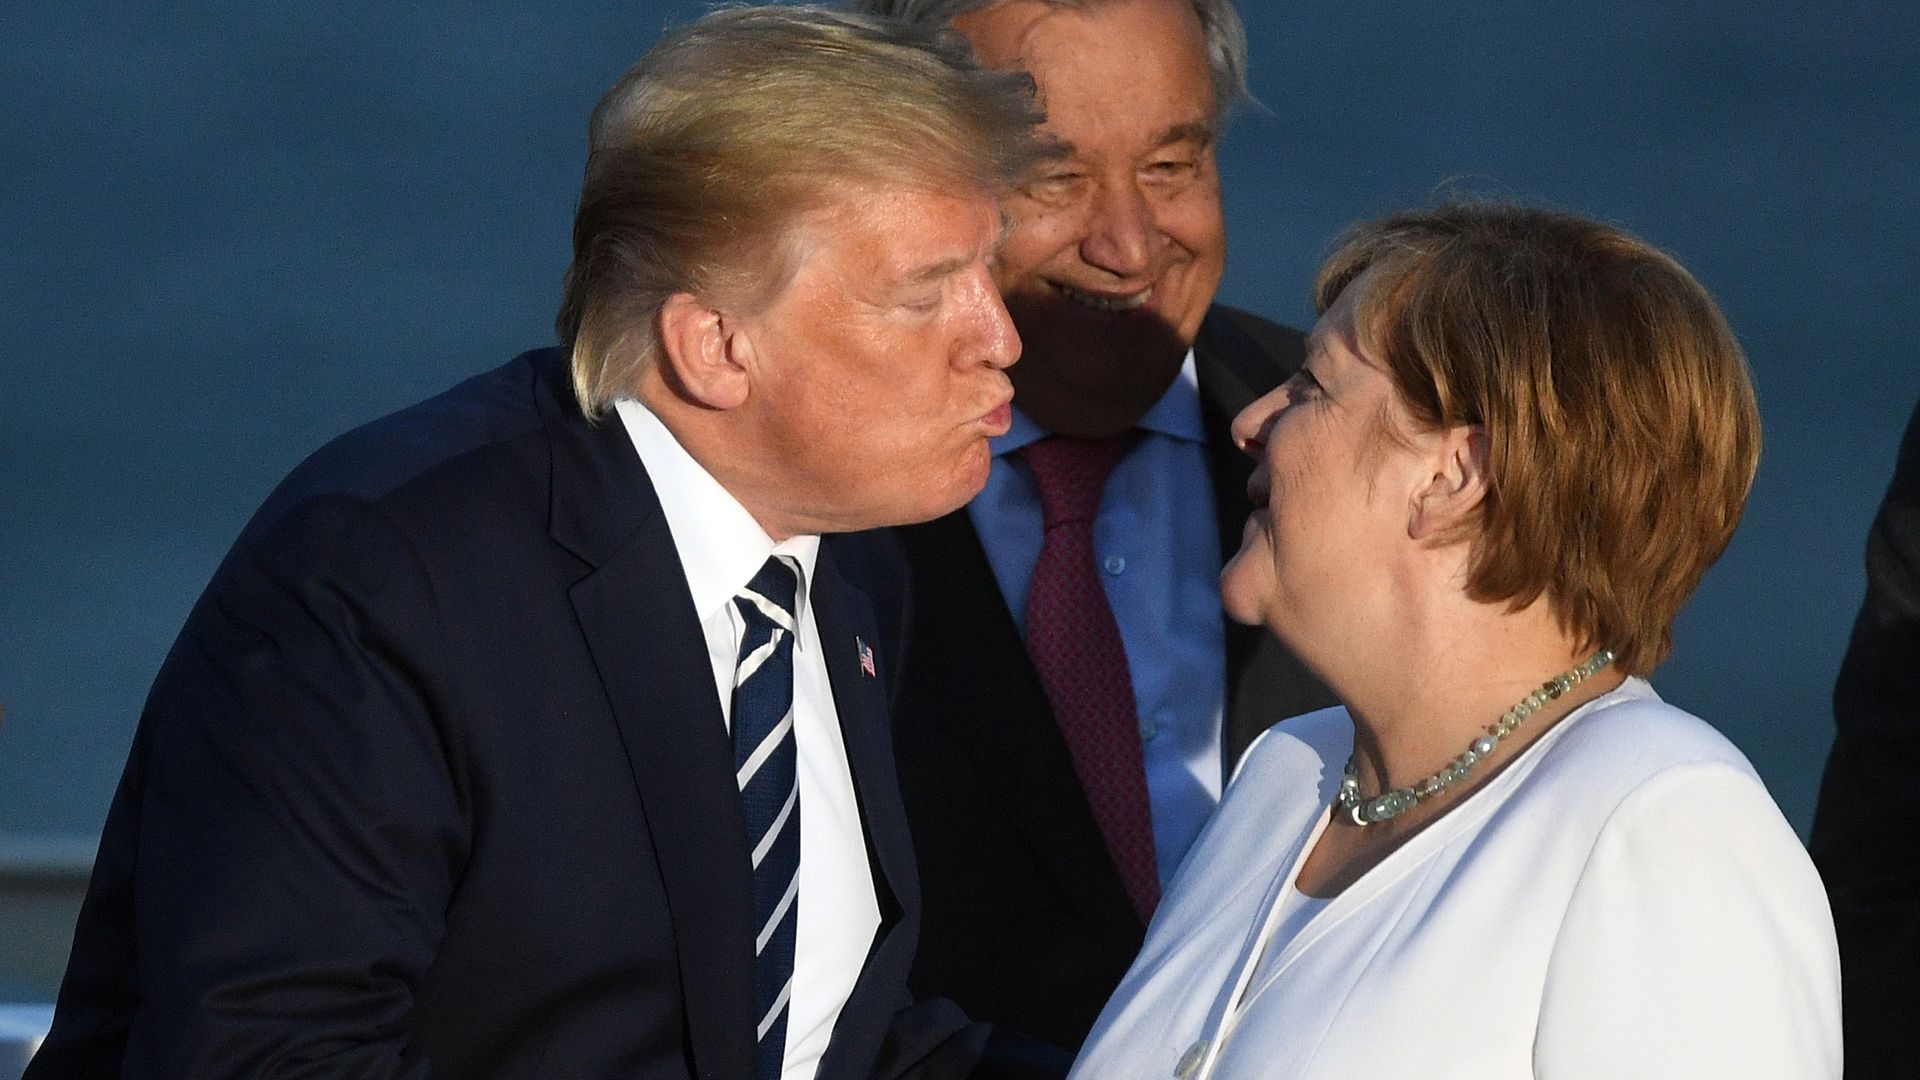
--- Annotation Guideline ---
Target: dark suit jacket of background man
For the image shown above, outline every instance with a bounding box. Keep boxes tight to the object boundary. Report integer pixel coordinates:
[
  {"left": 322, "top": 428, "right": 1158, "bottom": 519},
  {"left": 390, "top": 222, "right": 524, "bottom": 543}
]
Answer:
[
  {"left": 29, "top": 348, "right": 970, "bottom": 1080},
  {"left": 891, "top": 305, "right": 1339, "bottom": 1053},
  {"left": 1811, "top": 397, "right": 1920, "bottom": 1080}
]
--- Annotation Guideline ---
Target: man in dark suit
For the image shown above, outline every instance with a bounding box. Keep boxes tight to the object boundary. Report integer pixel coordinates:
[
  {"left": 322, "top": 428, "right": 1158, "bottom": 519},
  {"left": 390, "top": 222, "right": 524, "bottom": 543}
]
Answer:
[
  {"left": 1810, "top": 398, "right": 1920, "bottom": 1080},
  {"left": 853, "top": 0, "right": 1337, "bottom": 1059},
  {"left": 27, "top": 9, "right": 1040, "bottom": 1079}
]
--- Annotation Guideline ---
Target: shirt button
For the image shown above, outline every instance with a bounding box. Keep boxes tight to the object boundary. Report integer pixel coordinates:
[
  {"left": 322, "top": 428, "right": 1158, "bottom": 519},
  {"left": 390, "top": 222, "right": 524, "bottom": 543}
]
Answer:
[
  {"left": 1139, "top": 717, "right": 1159, "bottom": 741},
  {"left": 1104, "top": 554, "right": 1127, "bottom": 575}
]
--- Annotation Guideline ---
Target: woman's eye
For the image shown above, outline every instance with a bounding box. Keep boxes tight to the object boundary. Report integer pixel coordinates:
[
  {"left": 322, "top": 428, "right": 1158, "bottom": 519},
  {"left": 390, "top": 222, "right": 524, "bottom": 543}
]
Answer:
[{"left": 1287, "top": 369, "right": 1323, "bottom": 400}]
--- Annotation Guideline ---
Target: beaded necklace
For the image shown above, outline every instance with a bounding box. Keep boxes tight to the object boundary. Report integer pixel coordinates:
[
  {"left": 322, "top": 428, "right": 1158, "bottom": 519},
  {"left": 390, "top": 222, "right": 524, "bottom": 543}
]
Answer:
[{"left": 1337, "top": 649, "right": 1616, "bottom": 826}]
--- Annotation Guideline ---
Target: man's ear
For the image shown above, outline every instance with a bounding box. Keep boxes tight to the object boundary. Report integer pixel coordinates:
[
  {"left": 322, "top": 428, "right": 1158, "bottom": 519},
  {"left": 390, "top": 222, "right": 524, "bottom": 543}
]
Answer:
[
  {"left": 1409, "top": 424, "right": 1489, "bottom": 541},
  {"left": 657, "top": 291, "right": 751, "bottom": 410}
]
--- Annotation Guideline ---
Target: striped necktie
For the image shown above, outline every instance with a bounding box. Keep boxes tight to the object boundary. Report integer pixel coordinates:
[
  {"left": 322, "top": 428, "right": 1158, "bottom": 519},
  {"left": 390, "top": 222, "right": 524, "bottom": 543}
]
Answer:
[{"left": 732, "top": 555, "right": 802, "bottom": 1080}]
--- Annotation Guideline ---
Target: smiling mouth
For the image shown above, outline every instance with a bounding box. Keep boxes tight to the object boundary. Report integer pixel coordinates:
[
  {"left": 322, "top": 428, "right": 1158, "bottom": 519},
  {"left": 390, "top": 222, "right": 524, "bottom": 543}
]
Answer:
[{"left": 1057, "top": 283, "right": 1153, "bottom": 313}]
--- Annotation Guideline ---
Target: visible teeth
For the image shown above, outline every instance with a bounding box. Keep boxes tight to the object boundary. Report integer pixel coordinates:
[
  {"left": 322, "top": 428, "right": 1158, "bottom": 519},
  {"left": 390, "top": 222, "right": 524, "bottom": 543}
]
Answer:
[{"left": 1060, "top": 284, "right": 1151, "bottom": 312}]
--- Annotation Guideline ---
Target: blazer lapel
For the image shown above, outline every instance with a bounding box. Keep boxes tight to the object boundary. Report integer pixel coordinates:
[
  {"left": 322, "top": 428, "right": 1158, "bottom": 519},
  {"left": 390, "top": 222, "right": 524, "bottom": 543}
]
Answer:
[
  {"left": 1193, "top": 780, "right": 1341, "bottom": 1048},
  {"left": 540, "top": 367, "right": 756, "bottom": 1080}
]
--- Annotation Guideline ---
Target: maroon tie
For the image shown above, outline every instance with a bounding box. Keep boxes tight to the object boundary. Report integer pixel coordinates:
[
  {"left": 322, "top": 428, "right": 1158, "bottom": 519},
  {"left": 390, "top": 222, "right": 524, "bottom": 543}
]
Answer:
[{"left": 1022, "top": 435, "right": 1160, "bottom": 923}]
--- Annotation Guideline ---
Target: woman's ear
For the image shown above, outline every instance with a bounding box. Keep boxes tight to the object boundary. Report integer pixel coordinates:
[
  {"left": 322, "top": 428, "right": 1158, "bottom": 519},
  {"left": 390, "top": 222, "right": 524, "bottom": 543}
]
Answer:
[
  {"left": 656, "top": 291, "right": 751, "bottom": 410},
  {"left": 1409, "top": 424, "right": 1489, "bottom": 541}
]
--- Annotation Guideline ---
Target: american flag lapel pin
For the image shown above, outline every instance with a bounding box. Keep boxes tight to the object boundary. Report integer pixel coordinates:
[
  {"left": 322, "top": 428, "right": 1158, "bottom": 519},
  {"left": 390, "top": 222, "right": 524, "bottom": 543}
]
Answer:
[{"left": 856, "top": 636, "right": 877, "bottom": 678}]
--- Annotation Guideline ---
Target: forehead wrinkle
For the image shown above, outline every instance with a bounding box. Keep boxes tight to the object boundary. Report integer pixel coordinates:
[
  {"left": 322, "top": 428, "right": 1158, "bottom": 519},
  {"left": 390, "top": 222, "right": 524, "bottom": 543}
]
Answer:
[
  {"left": 986, "top": 3, "right": 1213, "bottom": 161},
  {"left": 1039, "top": 120, "right": 1210, "bottom": 168},
  {"left": 997, "top": 3, "right": 1077, "bottom": 63},
  {"left": 1149, "top": 120, "right": 1215, "bottom": 150},
  {"left": 903, "top": 254, "right": 972, "bottom": 286},
  {"left": 883, "top": 199, "right": 1000, "bottom": 287},
  {"left": 1030, "top": 82, "right": 1211, "bottom": 163}
]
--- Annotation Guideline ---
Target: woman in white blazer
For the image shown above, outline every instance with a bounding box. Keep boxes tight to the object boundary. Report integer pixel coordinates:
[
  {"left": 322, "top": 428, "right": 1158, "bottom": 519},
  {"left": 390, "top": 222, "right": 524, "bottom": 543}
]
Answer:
[{"left": 1071, "top": 205, "right": 1841, "bottom": 1079}]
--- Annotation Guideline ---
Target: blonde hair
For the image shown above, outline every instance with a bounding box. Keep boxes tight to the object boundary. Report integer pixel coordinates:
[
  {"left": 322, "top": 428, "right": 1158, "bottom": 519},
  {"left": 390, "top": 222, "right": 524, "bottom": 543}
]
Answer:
[
  {"left": 1317, "top": 204, "right": 1761, "bottom": 676},
  {"left": 557, "top": 5, "right": 1043, "bottom": 418}
]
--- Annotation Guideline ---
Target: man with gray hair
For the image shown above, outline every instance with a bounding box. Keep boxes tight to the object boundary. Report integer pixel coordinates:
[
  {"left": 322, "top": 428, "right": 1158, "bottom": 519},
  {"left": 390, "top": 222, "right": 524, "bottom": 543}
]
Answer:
[
  {"left": 850, "top": 0, "right": 1336, "bottom": 1058},
  {"left": 27, "top": 8, "right": 1036, "bottom": 1079}
]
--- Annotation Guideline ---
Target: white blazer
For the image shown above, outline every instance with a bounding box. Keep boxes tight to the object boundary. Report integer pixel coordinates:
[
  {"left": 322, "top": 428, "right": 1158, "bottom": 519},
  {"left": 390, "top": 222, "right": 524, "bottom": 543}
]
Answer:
[{"left": 1070, "top": 679, "right": 1841, "bottom": 1079}]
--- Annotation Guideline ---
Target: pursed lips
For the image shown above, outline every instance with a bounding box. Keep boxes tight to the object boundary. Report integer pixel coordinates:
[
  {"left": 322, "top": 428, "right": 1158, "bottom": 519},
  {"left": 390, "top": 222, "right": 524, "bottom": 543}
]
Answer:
[{"left": 976, "top": 383, "right": 1016, "bottom": 433}]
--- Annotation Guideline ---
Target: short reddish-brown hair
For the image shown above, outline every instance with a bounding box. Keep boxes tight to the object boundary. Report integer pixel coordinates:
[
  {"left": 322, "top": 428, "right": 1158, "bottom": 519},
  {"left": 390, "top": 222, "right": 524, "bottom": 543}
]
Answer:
[{"left": 1316, "top": 204, "right": 1761, "bottom": 675}]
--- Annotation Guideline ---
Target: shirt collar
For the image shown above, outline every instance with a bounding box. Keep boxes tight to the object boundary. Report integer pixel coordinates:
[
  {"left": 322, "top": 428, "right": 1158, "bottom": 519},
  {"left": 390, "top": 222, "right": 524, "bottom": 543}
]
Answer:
[
  {"left": 989, "top": 348, "right": 1205, "bottom": 457},
  {"left": 614, "top": 400, "right": 819, "bottom": 637}
]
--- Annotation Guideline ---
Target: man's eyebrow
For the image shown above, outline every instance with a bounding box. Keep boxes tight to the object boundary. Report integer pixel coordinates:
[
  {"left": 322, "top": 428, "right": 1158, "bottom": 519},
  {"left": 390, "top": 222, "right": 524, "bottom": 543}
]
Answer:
[
  {"left": 898, "top": 216, "right": 1009, "bottom": 285},
  {"left": 1148, "top": 121, "right": 1215, "bottom": 151},
  {"left": 902, "top": 253, "right": 974, "bottom": 286},
  {"left": 1033, "top": 133, "right": 1075, "bottom": 161}
]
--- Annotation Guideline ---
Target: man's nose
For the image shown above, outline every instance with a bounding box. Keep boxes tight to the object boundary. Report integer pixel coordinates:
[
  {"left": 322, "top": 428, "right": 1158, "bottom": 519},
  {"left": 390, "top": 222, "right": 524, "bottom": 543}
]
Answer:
[
  {"left": 962, "top": 268, "right": 1020, "bottom": 370},
  {"left": 1078, "top": 180, "right": 1156, "bottom": 279}
]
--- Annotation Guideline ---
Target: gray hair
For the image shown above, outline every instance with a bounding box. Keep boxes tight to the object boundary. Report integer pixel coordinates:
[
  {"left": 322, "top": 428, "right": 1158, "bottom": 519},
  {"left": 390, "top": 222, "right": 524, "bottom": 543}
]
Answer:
[
  {"left": 845, "top": 0, "right": 1250, "bottom": 122},
  {"left": 557, "top": 4, "right": 1043, "bottom": 418}
]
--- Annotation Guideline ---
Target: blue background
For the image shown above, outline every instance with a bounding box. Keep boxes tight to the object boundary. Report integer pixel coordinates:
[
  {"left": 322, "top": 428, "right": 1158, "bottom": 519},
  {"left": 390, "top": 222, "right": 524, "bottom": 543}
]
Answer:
[{"left": 3, "top": 0, "right": 1915, "bottom": 936}]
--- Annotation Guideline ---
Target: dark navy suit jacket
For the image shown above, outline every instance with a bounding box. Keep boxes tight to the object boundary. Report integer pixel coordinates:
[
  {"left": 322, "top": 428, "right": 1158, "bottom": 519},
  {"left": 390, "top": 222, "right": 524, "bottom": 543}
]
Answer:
[
  {"left": 1811, "top": 398, "right": 1920, "bottom": 1080},
  {"left": 29, "top": 349, "right": 968, "bottom": 1079}
]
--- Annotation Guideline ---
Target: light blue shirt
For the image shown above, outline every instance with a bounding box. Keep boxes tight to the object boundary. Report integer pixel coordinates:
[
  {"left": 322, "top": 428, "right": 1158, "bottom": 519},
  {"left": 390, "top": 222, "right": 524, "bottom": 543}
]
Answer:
[{"left": 968, "top": 352, "right": 1227, "bottom": 886}]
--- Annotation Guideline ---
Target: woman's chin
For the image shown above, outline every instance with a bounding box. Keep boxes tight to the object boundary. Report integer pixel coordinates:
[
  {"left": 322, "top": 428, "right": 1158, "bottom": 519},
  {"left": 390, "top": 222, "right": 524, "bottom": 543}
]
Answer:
[{"left": 1218, "top": 555, "right": 1267, "bottom": 627}]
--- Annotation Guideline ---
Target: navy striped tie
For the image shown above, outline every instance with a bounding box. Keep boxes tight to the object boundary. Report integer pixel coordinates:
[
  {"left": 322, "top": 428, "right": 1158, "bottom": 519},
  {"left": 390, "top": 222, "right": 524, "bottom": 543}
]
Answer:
[{"left": 732, "top": 556, "right": 801, "bottom": 1080}]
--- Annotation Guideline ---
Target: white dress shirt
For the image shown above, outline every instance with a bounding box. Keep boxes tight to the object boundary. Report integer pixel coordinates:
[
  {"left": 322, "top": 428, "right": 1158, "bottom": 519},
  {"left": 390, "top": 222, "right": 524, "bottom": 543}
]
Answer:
[
  {"left": 1070, "top": 678, "right": 1842, "bottom": 1079},
  {"left": 618, "top": 400, "right": 881, "bottom": 1080}
]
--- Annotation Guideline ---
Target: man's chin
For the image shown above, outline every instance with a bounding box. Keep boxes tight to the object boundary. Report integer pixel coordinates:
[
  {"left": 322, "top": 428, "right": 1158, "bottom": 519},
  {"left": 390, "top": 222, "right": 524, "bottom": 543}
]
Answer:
[
  {"left": 858, "top": 457, "right": 990, "bottom": 531},
  {"left": 936, "top": 453, "right": 994, "bottom": 517},
  {"left": 1005, "top": 299, "right": 1193, "bottom": 436},
  {"left": 1009, "top": 355, "right": 1185, "bottom": 437}
]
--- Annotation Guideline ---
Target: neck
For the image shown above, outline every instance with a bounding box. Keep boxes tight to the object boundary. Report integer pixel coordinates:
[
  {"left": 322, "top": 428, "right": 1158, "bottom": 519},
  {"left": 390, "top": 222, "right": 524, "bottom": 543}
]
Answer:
[
  {"left": 1335, "top": 596, "right": 1625, "bottom": 808},
  {"left": 634, "top": 381, "right": 807, "bottom": 543}
]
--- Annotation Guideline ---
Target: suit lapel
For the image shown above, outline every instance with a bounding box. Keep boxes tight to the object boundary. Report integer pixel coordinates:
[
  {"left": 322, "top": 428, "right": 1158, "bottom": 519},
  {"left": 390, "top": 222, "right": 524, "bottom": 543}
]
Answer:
[
  {"left": 810, "top": 540, "right": 912, "bottom": 921},
  {"left": 1194, "top": 304, "right": 1300, "bottom": 571},
  {"left": 808, "top": 541, "right": 907, "bottom": 1079},
  {"left": 1194, "top": 308, "right": 1339, "bottom": 768},
  {"left": 1195, "top": 309, "right": 1276, "bottom": 768},
  {"left": 540, "top": 366, "right": 755, "bottom": 1080}
]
